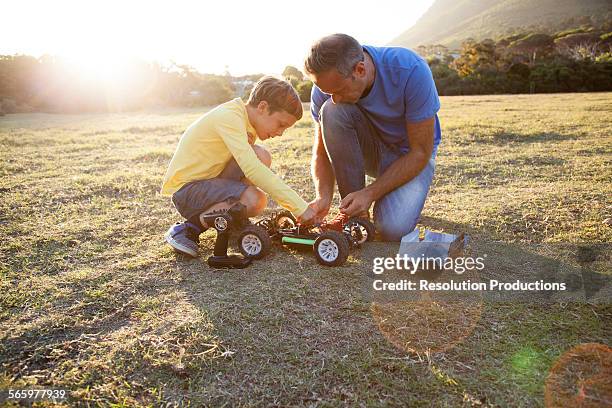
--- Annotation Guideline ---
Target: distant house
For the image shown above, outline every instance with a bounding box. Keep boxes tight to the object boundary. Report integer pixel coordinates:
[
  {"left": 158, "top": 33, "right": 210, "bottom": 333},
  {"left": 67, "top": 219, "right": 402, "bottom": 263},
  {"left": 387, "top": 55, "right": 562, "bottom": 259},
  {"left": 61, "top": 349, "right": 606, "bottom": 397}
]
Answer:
[
  {"left": 416, "top": 44, "right": 459, "bottom": 61},
  {"left": 232, "top": 79, "right": 254, "bottom": 97}
]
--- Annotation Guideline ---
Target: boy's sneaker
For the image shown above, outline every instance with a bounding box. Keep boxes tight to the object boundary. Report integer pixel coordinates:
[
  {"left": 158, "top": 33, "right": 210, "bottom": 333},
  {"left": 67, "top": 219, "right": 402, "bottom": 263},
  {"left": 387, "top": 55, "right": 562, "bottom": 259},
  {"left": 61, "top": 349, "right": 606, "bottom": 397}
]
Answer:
[{"left": 165, "top": 222, "right": 201, "bottom": 257}]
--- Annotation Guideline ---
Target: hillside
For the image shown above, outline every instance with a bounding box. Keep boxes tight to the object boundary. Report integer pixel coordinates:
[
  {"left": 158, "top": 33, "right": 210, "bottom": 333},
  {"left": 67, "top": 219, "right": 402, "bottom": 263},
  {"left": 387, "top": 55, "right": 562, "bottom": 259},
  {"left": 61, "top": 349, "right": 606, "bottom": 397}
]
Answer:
[{"left": 390, "top": 0, "right": 611, "bottom": 49}]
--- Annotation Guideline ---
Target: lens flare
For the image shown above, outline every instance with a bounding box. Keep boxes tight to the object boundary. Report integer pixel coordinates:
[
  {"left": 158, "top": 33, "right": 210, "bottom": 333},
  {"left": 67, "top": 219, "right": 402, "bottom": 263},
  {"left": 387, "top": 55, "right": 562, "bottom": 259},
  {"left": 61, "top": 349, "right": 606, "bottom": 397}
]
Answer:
[
  {"left": 371, "top": 295, "right": 483, "bottom": 355},
  {"left": 545, "top": 343, "right": 612, "bottom": 407}
]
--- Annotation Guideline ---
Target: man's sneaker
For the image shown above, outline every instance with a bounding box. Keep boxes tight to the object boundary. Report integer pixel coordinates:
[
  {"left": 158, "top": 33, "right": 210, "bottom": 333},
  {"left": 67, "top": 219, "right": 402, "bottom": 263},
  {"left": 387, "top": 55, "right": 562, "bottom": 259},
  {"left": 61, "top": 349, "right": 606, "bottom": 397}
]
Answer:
[{"left": 165, "top": 222, "right": 200, "bottom": 257}]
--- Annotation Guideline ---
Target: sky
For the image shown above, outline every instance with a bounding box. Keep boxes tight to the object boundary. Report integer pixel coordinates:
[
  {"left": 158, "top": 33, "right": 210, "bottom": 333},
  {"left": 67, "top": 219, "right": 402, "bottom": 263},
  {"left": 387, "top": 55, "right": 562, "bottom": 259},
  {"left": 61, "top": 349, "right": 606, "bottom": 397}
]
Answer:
[{"left": 3, "top": 0, "right": 434, "bottom": 76}]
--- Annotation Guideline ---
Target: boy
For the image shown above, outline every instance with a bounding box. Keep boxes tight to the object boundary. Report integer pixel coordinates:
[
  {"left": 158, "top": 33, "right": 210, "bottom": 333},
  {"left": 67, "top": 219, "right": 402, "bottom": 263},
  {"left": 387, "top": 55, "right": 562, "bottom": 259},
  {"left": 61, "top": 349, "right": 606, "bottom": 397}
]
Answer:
[{"left": 161, "top": 76, "right": 315, "bottom": 256}]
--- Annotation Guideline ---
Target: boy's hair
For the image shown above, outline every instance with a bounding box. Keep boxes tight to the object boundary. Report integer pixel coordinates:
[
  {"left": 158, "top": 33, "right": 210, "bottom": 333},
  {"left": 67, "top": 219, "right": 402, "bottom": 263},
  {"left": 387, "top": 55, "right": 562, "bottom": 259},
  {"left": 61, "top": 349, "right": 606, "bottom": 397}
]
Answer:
[
  {"left": 304, "top": 33, "right": 364, "bottom": 77},
  {"left": 247, "top": 76, "right": 303, "bottom": 120}
]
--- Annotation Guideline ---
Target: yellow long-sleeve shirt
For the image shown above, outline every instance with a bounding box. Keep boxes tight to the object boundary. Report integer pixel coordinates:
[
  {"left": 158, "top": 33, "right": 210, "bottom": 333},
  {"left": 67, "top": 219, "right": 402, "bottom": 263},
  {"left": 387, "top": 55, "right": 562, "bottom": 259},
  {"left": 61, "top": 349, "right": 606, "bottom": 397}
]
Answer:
[{"left": 161, "top": 98, "right": 308, "bottom": 216}]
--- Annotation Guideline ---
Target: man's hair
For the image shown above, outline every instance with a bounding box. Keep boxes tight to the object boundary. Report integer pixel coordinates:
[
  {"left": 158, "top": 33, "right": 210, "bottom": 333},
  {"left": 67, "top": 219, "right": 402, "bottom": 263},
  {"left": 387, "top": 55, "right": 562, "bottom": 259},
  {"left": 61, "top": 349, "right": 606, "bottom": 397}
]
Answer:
[
  {"left": 304, "top": 33, "right": 364, "bottom": 77},
  {"left": 247, "top": 76, "right": 303, "bottom": 120}
]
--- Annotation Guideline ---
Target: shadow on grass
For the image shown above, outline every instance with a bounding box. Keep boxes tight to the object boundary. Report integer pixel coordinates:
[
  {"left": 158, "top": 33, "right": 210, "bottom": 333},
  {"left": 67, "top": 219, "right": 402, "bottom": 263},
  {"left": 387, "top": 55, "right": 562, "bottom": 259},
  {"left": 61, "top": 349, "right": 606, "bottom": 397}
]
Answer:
[
  {"left": 3, "top": 214, "right": 609, "bottom": 406},
  {"left": 487, "top": 130, "right": 579, "bottom": 145},
  {"left": 161, "top": 215, "right": 611, "bottom": 405},
  {"left": 450, "top": 128, "right": 580, "bottom": 146}
]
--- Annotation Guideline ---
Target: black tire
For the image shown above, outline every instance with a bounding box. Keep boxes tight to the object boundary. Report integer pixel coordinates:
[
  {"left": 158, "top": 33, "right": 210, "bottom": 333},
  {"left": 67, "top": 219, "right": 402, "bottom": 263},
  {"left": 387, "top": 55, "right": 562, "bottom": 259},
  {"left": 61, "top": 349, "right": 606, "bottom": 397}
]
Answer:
[
  {"left": 274, "top": 210, "right": 297, "bottom": 229},
  {"left": 238, "top": 225, "right": 272, "bottom": 259},
  {"left": 344, "top": 218, "right": 376, "bottom": 244},
  {"left": 313, "top": 231, "right": 349, "bottom": 266}
]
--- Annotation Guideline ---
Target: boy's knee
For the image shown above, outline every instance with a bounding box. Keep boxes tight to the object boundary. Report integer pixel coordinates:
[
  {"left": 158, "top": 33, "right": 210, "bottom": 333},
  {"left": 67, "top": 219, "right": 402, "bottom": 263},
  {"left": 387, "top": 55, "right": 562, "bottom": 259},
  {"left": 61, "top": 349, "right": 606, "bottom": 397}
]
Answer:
[
  {"left": 240, "top": 186, "right": 267, "bottom": 216},
  {"left": 253, "top": 145, "right": 272, "bottom": 168}
]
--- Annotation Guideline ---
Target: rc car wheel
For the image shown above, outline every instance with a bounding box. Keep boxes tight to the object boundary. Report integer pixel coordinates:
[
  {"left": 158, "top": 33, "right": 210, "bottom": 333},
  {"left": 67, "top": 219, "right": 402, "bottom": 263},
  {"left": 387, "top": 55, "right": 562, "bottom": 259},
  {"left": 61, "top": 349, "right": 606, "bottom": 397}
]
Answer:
[
  {"left": 238, "top": 225, "right": 272, "bottom": 259},
  {"left": 213, "top": 215, "right": 230, "bottom": 232},
  {"left": 344, "top": 218, "right": 376, "bottom": 244},
  {"left": 275, "top": 210, "right": 297, "bottom": 229},
  {"left": 313, "top": 231, "right": 349, "bottom": 266}
]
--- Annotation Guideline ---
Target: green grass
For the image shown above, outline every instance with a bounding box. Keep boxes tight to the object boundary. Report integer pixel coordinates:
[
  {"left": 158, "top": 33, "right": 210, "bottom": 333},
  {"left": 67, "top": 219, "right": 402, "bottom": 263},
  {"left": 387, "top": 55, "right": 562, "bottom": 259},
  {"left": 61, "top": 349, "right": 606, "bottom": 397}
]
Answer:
[{"left": 1, "top": 94, "right": 610, "bottom": 407}]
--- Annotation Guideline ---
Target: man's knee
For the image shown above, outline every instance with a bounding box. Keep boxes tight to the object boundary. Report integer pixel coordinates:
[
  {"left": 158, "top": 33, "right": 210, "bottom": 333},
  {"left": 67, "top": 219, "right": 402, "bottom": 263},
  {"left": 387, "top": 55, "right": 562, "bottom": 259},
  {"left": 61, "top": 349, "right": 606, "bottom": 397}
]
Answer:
[
  {"left": 375, "top": 216, "right": 418, "bottom": 242},
  {"left": 373, "top": 160, "right": 434, "bottom": 241},
  {"left": 240, "top": 186, "right": 267, "bottom": 216},
  {"left": 374, "top": 198, "right": 421, "bottom": 242},
  {"left": 320, "top": 99, "right": 360, "bottom": 130},
  {"left": 320, "top": 101, "right": 364, "bottom": 158},
  {"left": 253, "top": 144, "right": 272, "bottom": 168}
]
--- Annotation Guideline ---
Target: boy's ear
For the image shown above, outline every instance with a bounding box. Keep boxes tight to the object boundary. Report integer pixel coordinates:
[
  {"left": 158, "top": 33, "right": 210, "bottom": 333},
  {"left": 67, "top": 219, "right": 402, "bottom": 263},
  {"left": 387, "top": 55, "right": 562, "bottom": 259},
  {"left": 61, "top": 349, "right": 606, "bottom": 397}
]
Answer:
[{"left": 257, "top": 100, "right": 270, "bottom": 114}]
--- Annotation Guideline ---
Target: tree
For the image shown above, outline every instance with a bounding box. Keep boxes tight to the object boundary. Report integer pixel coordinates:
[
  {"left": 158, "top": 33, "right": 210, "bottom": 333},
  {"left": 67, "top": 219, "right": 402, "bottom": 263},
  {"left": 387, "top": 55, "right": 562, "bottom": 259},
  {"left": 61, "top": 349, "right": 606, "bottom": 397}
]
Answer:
[
  {"left": 555, "top": 32, "right": 605, "bottom": 60},
  {"left": 508, "top": 62, "right": 531, "bottom": 79},
  {"left": 196, "top": 77, "right": 233, "bottom": 106},
  {"left": 509, "top": 34, "right": 554, "bottom": 65},
  {"left": 452, "top": 39, "right": 498, "bottom": 77},
  {"left": 282, "top": 65, "right": 304, "bottom": 81}
]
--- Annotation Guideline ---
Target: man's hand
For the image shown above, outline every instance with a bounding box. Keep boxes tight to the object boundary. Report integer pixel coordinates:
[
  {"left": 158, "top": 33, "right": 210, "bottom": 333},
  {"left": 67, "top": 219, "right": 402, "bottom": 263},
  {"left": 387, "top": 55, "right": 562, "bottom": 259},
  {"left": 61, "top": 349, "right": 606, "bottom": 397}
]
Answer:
[
  {"left": 297, "top": 206, "right": 317, "bottom": 226},
  {"left": 307, "top": 197, "right": 332, "bottom": 223},
  {"left": 340, "top": 188, "right": 374, "bottom": 216}
]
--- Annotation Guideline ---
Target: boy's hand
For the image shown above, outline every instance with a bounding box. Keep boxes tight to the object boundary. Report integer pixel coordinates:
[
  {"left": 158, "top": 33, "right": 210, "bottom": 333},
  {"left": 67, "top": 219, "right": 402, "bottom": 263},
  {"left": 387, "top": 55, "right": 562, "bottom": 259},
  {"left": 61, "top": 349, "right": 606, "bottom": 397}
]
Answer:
[
  {"left": 307, "top": 197, "right": 331, "bottom": 223},
  {"left": 297, "top": 207, "right": 317, "bottom": 226}
]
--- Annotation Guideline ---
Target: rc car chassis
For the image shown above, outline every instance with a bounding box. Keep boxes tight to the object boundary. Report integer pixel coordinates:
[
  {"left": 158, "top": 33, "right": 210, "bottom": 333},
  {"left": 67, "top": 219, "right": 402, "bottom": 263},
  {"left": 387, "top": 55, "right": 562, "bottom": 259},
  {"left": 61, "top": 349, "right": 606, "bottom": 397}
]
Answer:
[
  {"left": 202, "top": 203, "right": 374, "bottom": 268},
  {"left": 254, "top": 210, "right": 374, "bottom": 266}
]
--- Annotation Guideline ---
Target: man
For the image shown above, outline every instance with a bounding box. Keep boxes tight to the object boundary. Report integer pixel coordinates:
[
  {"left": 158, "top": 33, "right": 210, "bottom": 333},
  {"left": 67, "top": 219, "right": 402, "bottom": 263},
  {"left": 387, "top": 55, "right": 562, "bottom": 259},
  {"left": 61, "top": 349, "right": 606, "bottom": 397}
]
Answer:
[{"left": 304, "top": 33, "right": 442, "bottom": 241}]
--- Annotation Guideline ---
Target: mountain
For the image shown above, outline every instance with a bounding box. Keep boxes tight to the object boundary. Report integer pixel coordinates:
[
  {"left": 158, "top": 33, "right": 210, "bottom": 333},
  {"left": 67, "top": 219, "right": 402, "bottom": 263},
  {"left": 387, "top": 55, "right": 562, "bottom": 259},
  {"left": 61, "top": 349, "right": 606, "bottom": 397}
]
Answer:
[{"left": 390, "top": 0, "right": 612, "bottom": 50}]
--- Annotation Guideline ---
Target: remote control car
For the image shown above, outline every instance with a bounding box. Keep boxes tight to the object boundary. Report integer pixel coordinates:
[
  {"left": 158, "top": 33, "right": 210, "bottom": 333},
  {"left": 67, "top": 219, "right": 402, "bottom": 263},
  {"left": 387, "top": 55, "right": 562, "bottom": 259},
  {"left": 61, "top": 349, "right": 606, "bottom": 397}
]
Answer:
[
  {"left": 201, "top": 203, "right": 375, "bottom": 268},
  {"left": 252, "top": 210, "right": 375, "bottom": 266}
]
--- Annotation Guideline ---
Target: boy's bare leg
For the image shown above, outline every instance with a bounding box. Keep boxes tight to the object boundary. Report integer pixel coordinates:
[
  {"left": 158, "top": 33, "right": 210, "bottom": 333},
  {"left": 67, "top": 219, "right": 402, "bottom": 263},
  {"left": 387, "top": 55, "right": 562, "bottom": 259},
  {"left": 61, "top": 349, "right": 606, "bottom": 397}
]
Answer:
[{"left": 199, "top": 186, "right": 267, "bottom": 224}]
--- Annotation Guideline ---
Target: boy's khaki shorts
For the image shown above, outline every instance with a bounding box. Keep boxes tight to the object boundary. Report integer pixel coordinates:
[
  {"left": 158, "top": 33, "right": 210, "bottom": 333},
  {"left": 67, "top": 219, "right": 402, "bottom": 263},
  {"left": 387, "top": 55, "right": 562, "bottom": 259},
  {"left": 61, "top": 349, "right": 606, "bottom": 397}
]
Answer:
[{"left": 171, "top": 158, "right": 247, "bottom": 220}]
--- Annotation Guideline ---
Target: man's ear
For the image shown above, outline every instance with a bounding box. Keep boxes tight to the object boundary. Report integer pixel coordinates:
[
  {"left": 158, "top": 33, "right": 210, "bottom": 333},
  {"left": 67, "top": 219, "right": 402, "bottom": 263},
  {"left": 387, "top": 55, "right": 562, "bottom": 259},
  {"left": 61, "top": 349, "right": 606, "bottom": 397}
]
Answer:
[
  {"left": 353, "top": 61, "right": 366, "bottom": 78},
  {"left": 257, "top": 100, "right": 269, "bottom": 114}
]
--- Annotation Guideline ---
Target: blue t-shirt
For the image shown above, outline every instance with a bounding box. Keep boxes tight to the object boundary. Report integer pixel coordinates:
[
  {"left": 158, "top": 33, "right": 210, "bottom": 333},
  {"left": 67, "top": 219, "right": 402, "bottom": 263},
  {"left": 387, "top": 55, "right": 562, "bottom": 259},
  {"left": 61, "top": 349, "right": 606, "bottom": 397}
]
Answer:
[{"left": 311, "top": 45, "right": 441, "bottom": 154}]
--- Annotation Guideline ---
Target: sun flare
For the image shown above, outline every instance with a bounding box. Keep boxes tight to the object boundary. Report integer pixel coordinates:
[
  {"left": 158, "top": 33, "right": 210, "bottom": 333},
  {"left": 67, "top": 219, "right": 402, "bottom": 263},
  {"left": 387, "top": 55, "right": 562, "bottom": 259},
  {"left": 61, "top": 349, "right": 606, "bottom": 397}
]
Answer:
[{"left": 65, "top": 53, "right": 133, "bottom": 83}]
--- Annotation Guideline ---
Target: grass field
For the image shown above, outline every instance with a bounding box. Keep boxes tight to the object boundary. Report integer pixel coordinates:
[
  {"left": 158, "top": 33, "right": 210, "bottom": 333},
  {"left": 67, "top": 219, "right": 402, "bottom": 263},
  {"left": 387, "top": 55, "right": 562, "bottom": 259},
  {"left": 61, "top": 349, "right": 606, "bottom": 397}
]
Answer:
[{"left": 1, "top": 93, "right": 611, "bottom": 407}]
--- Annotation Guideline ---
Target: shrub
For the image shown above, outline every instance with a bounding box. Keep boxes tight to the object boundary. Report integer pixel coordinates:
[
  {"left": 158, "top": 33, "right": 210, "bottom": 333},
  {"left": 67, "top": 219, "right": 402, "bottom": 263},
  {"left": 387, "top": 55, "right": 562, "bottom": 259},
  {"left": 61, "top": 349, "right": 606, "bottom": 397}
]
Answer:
[
  {"left": 0, "top": 98, "right": 17, "bottom": 113},
  {"left": 296, "top": 80, "right": 313, "bottom": 102}
]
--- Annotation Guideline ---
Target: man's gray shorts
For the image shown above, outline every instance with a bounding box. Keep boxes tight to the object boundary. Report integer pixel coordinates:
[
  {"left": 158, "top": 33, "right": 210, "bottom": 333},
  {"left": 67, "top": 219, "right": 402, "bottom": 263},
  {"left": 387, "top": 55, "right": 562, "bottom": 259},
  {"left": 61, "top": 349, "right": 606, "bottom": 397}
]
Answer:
[{"left": 171, "top": 157, "right": 247, "bottom": 220}]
